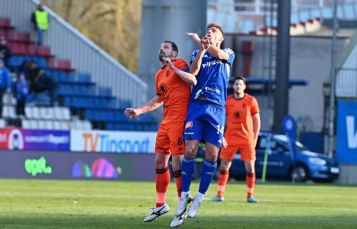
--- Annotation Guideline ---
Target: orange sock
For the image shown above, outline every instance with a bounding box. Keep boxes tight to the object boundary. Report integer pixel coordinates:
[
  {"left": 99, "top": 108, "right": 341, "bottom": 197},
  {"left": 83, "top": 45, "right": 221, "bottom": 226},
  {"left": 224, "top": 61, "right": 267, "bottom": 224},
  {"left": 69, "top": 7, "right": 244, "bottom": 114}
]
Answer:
[
  {"left": 217, "top": 170, "right": 229, "bottom": 197},
  {"left": 246, "top": 173, "right": 256, "bottom": 198},
  {"left": 156, "top": 167, "right": 170, "bottom": 207},
  {"left": 173, "top": 170, "right": 182, "bottom": 198}
]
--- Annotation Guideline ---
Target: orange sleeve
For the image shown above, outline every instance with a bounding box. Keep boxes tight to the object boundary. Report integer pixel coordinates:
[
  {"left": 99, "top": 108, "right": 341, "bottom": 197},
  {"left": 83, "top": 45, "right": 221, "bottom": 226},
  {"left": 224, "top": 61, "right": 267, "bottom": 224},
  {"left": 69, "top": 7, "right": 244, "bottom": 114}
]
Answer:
[
  {"left": 155, "top": 71, "right": 160, "bottom": 96},
  {"left": 251, "top": 97, "right": 260, "bottom": 115},
  {"left": 174, "top": 59, "right": 189, "bottom": 71}
]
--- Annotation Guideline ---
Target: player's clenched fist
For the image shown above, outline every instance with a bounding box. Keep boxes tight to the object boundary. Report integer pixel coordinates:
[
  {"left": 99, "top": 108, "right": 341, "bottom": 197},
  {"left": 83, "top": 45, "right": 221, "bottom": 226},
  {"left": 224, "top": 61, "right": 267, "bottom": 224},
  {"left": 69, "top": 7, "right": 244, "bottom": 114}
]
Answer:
[{"left": 124, "top": 108, "right": 139, "bottom": 118}]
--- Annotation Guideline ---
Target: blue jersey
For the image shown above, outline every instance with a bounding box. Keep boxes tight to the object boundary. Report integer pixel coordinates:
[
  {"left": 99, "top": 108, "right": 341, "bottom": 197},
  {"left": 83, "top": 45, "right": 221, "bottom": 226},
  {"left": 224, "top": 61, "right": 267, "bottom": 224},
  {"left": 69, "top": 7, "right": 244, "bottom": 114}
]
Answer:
[{"left": 190, "top": 48, "right": 235, "bottom": 105}]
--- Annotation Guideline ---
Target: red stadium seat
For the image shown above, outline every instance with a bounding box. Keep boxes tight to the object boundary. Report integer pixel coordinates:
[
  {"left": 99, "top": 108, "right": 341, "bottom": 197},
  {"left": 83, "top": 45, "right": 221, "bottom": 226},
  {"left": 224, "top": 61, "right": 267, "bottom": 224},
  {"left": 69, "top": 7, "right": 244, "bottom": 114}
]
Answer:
[
  {"left": 0, "top": 17, "right": 11, "bottom": 29},
  {"left": 48, "top": 57, "right": 56, "bottom": 68},
  {"left": 27, "top": 44, "right": 38, "bottom": 56},
  {"left": 11, "top": 43, "right": 27, "bottom": 55},
  {"left": 17, "top": 32, "right": 31, "bottom": 43},
  {"left": 0, "top": 30, "right": 6, "bottom": 37},
  {"left": 6, "top": 30, "right": 16, "bottom": 42},
  {"left": 37, "top": 45, "right": 51, "bottom": 57},
  {"left": 57, "top": 59, "right": 71, "bottom": 70}
]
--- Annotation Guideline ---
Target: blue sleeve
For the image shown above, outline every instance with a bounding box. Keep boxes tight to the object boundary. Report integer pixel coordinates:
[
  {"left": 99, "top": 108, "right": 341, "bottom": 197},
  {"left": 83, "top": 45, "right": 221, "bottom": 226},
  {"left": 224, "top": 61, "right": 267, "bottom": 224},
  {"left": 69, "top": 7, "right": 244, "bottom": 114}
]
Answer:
[
  {"left": 224, "top": 48, "right": 235, "bottom": 66},
  {"left": 181, "top": 67, "right": 189, "bottom": 72},
  {"left": 190, "top": 49, "right": 199, "bottom": 65}
]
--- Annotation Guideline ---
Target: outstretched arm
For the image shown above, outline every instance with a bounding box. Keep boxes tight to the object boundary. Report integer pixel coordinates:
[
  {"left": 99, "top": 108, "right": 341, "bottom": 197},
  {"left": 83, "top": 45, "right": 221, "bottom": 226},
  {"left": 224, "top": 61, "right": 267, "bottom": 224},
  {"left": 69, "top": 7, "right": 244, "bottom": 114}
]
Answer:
[
  {"left": 163, "top": 57, "right": 197, "bottom": 86},
  {"left": 124, "top": 96, "right": 162, "bottom": 119},
  {"left": 186, "top": 32, "right": 201, "bottom": 45}
]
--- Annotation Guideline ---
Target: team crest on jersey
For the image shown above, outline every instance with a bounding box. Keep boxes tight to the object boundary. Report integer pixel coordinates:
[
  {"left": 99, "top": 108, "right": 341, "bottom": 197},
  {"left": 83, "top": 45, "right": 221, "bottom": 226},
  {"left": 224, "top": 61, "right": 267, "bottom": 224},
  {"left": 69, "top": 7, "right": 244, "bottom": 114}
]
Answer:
[
  {"left": 185, "top": 121, "right": 193, "bottom": 129},
  {"left": 159, "top": 83, "right": 168, "bottom": 95}
]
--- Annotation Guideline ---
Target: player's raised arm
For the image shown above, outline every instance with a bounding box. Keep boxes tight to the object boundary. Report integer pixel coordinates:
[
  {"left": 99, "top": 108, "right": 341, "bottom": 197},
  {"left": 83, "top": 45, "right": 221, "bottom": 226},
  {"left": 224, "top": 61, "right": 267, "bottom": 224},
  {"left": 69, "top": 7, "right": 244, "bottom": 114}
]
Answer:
[
  {"left": 124, "top": 96, "right": 162, "bottom": 119},
  {"left": 186, "top": 32, "right": 201, "bottom": 45},
  {"left": 163, "top": 57, "right": 197, "bottom": 86},
  {"left": 189, "top": 40, "right": 208, "bottom": 76}
]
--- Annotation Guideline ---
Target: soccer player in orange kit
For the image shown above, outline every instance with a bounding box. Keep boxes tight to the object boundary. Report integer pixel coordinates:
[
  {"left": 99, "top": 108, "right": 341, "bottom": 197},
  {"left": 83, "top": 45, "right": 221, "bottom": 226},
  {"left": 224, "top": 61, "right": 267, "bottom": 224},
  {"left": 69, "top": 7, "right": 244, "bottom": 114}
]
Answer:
[
  {"left": 124, "top": 41, "right": 196, "bottom": 222},
  {"left": 211, "top": 76, "right": 261, "bottom": 203}
]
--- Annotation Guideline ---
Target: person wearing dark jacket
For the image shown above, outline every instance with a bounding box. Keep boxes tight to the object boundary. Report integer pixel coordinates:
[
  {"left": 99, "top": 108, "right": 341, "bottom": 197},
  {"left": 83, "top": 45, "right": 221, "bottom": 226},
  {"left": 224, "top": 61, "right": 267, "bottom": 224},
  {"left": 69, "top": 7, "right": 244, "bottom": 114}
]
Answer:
[{"left": 0, "top": 36, "right": 12, "bottom": 68}]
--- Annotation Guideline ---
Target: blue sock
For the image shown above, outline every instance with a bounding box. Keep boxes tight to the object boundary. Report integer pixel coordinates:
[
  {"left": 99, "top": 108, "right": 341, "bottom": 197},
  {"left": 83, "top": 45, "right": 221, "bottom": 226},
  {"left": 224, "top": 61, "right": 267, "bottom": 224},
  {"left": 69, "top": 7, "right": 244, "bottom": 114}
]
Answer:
[
  {"left": 181, "top": 156, "right": 195, "bottom": 192},
  {"left": 198, "top": 160, "right": 217, "bottom": 194}
]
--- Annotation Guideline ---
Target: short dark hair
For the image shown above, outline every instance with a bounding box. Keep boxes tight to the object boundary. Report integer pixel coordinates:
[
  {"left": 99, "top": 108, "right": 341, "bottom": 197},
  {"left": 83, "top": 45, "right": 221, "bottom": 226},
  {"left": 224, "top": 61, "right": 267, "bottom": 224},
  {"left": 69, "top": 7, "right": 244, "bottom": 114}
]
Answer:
[
  {"left": 207, "top": 23, "right": 224, "bottom": 37},
  {"left": 163, "top": 40, "right": 178, "bottom": 54},
  {"left": 233, "top": 76, "right": 247, "bottom": 85}
]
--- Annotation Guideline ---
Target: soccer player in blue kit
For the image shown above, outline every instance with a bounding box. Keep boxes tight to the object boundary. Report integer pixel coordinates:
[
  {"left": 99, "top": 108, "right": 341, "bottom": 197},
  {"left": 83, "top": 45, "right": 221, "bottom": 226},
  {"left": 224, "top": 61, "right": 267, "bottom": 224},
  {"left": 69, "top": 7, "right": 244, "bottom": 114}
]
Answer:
[{"left": 170, "top": 23, "right": 235, "bottom": 227}]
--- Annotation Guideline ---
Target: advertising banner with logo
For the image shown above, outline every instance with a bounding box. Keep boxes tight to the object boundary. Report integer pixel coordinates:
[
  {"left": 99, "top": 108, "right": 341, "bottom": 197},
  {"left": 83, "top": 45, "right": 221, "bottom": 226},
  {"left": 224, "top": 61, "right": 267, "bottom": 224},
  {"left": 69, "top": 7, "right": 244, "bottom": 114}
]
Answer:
[
  {"left": 0, "top": 150, "right": 155, "bottom": 180},
  {"left": 70, "top": 130, "right": 157, "bottom": 154},
  {"left": 0, "top": 128, "right": 70, "bottom": 151},
  {"left": 337, "top": 100, "right": 357, "bottom": 164}
]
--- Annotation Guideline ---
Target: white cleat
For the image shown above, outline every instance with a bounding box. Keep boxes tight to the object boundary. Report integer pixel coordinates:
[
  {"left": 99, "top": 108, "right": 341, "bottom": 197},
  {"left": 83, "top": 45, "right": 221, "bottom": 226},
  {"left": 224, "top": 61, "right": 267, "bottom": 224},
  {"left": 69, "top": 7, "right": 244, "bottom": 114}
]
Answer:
[
  {"left": 143, "top": 203, "right": 170, "bottom": 222},
  {"left": 170, "top": 214, "right": 185, "bottom": 228},
  {"left": 175, "top": 194, "right": 191, "bottom": 216},
  {"left": 187, "top": 196, "right": 202, "bottom": 218},
  {"left": 170, "top": 194, "right": 193, "bottom": 227}
]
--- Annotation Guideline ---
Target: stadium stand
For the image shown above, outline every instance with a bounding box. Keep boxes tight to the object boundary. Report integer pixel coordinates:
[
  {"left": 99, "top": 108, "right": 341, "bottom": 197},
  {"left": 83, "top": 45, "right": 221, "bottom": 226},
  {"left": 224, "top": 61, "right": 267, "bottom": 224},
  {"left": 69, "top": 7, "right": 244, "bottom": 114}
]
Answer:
[{"left": 0, "top": 16, "right": 157, "bottom": 132}]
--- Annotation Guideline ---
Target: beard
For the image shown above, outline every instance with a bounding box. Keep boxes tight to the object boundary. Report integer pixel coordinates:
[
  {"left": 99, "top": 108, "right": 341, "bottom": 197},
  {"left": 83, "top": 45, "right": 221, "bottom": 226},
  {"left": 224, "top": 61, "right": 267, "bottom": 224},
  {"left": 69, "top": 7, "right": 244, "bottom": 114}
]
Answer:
[{"left": 159, "top": 52, "right": 166, "bottom": 62}]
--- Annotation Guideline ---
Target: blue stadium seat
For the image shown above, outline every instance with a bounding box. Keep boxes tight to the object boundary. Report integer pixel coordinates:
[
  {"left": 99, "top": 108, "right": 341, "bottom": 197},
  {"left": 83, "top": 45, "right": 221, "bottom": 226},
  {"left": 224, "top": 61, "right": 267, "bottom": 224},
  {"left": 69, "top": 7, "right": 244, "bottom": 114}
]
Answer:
[
  {"left": 77, "top": 73, "right": 91, "bottom": 83},
  {"left": 8, "top": 56, "right": 25, "bottom": 68}
]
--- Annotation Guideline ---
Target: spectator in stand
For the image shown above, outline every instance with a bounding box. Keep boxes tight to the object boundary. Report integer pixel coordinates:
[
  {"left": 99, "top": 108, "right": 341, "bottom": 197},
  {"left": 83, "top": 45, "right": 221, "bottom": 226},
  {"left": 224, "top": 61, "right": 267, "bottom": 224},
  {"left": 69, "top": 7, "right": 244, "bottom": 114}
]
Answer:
[
  {"left": 0, "top": 59, "right": 12, "bottom": 117},
  {"left": 30, "top": 67, "right": 57, "bottom": 106},
  {"left": 31, "top": 3, "right": 49, "bottom": 45},
  {"left": 15, "top": 72, "right": 29, "bottom": 117},
  {"left": 18, "top": 61, "right": 32, "bottom": 80},
  {"left": 0, "top": 36, "right": 12, "bottom": 68}
]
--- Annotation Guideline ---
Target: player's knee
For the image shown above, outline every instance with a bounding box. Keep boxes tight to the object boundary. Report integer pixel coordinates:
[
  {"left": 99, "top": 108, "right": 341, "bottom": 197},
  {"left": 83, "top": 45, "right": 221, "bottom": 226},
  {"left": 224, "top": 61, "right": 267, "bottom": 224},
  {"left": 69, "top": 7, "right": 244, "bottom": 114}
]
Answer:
[
  {"left": 155, "top": 160, "right": 167, "bottom": 169},
  {"left": 205, "top": 152, "right": 218, "bottom": 162},
  {"left": 185, "top": 146, "right": 197, "bottom": 158},
  {"left": 220, "top": 161, "right": 231, "bottom": 170},
  {"left": 171, "top": 159, "right": 181, "bottom": 171}
]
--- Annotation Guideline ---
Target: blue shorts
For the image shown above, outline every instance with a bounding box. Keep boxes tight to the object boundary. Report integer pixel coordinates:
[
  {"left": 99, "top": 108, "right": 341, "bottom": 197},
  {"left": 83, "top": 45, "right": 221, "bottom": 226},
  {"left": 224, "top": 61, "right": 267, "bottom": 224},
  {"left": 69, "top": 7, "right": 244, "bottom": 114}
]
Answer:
[{"left": 183, "top": 100, "right": 225, "bottom": 147}]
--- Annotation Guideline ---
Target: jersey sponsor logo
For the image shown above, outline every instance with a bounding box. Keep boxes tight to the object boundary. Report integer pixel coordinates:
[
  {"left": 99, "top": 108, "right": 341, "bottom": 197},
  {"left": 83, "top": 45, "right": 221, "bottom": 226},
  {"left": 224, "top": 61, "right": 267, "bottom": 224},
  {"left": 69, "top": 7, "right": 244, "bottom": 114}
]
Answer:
[
  {"left": 185, "top": 121, "right": 193, "bottom": 129},
  {"left": 202, "top": 60, "right": 222, "bottom": 69},
  {"left": 204, "top": 86, "right": 220, "bottom": 94}
]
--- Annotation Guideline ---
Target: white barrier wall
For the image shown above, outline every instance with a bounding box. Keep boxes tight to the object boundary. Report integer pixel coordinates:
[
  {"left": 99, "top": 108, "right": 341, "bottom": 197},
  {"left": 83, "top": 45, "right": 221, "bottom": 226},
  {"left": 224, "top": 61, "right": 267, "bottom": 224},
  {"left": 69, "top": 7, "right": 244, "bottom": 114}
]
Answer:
[{"left": 71, "top": 130, "right": 157, "bottom": 154}]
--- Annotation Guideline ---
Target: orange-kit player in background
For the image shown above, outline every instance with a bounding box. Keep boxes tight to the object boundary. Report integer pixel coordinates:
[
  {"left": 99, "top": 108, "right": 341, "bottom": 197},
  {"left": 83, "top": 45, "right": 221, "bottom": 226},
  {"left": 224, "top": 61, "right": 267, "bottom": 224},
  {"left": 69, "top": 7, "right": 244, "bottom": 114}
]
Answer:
[
  {"left": 211, "top": 76, "right": 261, "bottom": 203},
  {"left": 124, "top": 40, "right": 196, "bottom": 222}
]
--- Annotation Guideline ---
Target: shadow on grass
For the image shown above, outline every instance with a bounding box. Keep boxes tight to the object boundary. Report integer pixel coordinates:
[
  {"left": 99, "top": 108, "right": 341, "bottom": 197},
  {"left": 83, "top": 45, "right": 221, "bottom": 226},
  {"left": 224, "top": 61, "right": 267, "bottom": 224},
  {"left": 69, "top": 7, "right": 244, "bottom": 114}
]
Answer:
[{"left": 0, "top": 214, "right": 356, "bottom": 229}]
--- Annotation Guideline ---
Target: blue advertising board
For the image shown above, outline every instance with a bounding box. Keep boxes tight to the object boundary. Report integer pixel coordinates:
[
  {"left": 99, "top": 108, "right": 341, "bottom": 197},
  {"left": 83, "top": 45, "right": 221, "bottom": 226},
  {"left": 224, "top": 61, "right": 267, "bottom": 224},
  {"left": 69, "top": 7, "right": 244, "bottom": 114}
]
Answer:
[{"left": 336, "top": 100, "right": 357, "bottom": 164}]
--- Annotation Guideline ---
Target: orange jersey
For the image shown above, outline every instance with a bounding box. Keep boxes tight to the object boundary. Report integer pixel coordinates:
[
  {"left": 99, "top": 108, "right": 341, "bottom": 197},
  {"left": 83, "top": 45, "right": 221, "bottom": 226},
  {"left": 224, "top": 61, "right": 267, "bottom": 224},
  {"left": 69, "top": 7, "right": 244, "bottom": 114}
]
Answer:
[
  {"left": 224, "top": 94, "right": 259, "bottom": 144},
  {"left": 155, "top": 58, "right": 191, "bottom": 123}
]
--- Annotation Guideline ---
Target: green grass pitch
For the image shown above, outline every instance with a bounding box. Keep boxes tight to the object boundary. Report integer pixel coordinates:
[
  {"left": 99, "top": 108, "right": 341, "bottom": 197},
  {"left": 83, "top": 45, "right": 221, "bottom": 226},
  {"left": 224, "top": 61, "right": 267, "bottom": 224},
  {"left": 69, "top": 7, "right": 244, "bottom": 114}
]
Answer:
[{"left": 0, "top": 179, "right": 356, "bottom": 228}]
